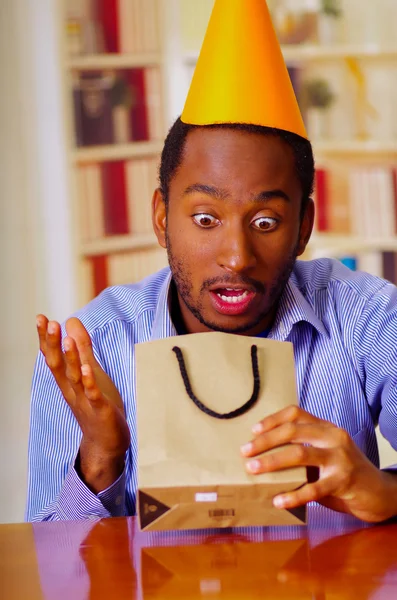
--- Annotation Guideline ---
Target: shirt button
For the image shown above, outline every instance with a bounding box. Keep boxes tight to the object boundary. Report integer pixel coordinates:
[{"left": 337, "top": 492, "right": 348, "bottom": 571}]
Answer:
[{"left": 115, "top": 496, "right": 123, "bottom": 506}]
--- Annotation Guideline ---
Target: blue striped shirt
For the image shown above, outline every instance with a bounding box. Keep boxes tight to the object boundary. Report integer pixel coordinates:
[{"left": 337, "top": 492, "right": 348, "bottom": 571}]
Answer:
[{"left": 26, "top": 258, "right": 397, "bottom": 521}]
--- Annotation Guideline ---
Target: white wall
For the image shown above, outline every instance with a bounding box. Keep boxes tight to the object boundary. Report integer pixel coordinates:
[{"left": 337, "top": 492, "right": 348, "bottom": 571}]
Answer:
[{"left": 0, "top": 0, "right": 76, "bottom": 523}]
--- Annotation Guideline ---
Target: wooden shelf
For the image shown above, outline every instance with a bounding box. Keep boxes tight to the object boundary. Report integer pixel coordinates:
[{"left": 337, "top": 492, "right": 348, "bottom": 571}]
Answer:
[
  {"left": 72, "top": 141, "right": 164, "bottom": 163},
  {"left": 309, "top": 234, "right": 397, "bottom": 254},
  {"left": 81, "top": 234, "right": 158, "bottom": 257},
  {"left": 72, "top": 138, "right": 397, "bottom": 162},
  {"left": 66, "top": 53, "right": 163, "bottom": 70},
  {"left": 183, "top": 45, "right": 397, "bottom": 66},
  {"left": 313, "top": 140, "right": 397, "bottom": 155},
  {"left": 281, "top": 44, "right": 397, "bottom": 62}
]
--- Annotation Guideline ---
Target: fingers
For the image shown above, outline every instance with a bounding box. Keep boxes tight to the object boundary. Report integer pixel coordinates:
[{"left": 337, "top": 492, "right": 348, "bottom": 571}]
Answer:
[
  {"left": 38, "top": 317, "right": 76, "bottom": 401},
  {"left": 37, "top": 314, "right": 105, "bottom": 410},
  {"left": 81, "top": 363, "right": 104, "bottom": 407},
  {"left": 37, "top": 316, "right": 63, "bottom": 371},
  {"left": 37, "top": 316, "right": 62, "bottom": 366},
  {"left": 64, "top": 336, "right": 85, "bottom": 399},
  {"left": 241, "top": 422, "right": 336, "bottom": 458},
  {"left": 245, "top": 444, "right": 327, "bottom": 475},
  {"left": 36, "top": 314, "right": 49, "bottom": 354},
  {"left": 273, "top": 479, "right": 335, "bottom": 510},
  {"left": 66, "top": 317, "right": 98, "bottom": 368},
  {"left": 252, "top": 405, "right": 330, "bottom": 436},
  {"left": 64, "top": 339, "right": 103, "bottom": 401},
  {"left": 65, "top": 317, "right": 119, "bottom": 408},
  {"left": 64, "top": 340, "right": 105, "bottom": 409}
]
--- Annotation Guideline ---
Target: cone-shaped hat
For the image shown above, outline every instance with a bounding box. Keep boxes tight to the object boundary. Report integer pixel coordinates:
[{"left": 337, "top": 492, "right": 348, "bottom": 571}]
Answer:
[{"left": 181, "top": 0, "right": 307, "bottom": 139}]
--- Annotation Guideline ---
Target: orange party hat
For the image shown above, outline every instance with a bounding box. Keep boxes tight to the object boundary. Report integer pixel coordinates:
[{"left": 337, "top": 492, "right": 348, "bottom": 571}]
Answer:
[{"left": 181, "top": 0, "right": 307, "bottom": 139}]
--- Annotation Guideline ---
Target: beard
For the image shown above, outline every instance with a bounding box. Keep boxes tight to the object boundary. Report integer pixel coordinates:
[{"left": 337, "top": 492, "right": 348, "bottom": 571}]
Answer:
[{"left": 166, "top": 230, "right": 299, "bottom": 334}]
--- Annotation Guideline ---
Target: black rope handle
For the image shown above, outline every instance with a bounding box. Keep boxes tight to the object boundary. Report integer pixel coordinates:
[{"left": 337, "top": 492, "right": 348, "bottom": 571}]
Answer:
[{"left": 172, "top": 345, "right": 260, "bottom": 420}]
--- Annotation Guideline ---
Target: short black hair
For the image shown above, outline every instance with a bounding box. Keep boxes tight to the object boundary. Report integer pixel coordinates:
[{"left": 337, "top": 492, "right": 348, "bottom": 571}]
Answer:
[{"left": 159, "top": 118, "right": 315, "bottom": 217}]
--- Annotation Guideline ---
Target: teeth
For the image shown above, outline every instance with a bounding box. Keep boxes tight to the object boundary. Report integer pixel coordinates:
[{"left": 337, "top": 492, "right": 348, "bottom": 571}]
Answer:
[{"left": 217, "top": 290, "right": 249, "bottom": 304}]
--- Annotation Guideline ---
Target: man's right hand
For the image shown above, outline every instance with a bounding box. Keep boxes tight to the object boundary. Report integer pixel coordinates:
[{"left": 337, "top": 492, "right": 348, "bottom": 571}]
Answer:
[{"left": 36, "top": 315, "right": 131, "bottom": 494}]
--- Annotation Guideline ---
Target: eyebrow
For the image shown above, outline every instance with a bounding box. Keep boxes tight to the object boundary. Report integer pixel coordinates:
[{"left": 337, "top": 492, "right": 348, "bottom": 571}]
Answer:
[
  {"left": 183, "top": 183, "right": 291, "bottom": 203},
  {"left": 183, "top": 184, "right": 229, "bottom": 201},
  {"left": 252, "top": 189, "right": 291, "bottom": 203}
]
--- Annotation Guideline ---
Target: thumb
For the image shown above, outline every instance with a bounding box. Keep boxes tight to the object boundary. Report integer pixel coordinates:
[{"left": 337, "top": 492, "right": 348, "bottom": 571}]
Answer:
[{"left": 65, "top": 317, "right": 99, "bottom": 369}]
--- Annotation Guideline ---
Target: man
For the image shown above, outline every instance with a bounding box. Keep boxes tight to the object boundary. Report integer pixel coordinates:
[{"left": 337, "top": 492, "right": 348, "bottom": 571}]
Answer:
[{"left": 26, "top": 0, "right": 397, "bottom": 522}]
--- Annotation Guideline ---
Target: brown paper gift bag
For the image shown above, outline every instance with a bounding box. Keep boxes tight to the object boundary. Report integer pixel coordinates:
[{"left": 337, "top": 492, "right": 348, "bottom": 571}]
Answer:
[{"left": 136, "top": 332, "right": 307, "bottom": 531}]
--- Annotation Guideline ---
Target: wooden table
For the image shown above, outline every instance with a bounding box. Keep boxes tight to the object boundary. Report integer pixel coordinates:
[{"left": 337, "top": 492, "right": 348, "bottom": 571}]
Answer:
[{"left": 1, "top": 507, "right": 397, "bottom": 599}]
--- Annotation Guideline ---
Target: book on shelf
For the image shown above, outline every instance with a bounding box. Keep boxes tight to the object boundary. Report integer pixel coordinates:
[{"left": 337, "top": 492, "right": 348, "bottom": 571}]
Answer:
[
  {"left": 118, "top": 0, "right": 160, "bottom": 54},
  {"left": 90, "top": 254, "right": 109, "bottom": 297},
  {"left": 66, "top": 0, "right": 105, "bottom": 56},
  {"left": 77, "top": 156, "right": 159, "bottom": 240},
  {"left": 126, "top": 156, "right": 159, "bottom": 235},
  {"left": 313, "top": 165, "right": 397, "bottom": 237},
  {"left": 338, "top": 251, "right": 397, "bottom": 286},
  {"left": 72, "top": 67, "right": 163, "bottom": 146},
  {"left": 73, "top": 72, "right": 114, "bottom": 146},
  {"left": 118, "top": 0, "right": 136, "bottom": 54},
  {"left": 85, "top": 247, "right": 167, "bottom": 297},
  {"left": 107, "top": 247, "right": 167, "bottom": 286},
  {"left": 96, "top": 0, "right": 119, "bottom": 53},
  {"left": 313, "top": 168, "right": 328, "bottom": 232},
  {"left": 77, "top": 163, "right": 106, "bottom": 241},
  {"left": 66, "top": 0, "right": 161, "bottom": 56},
  {"left": 348, "top": 167, "right": 397, "bottom": 238},
  {"left": 101, "top": 161, "right": 129, "bottom": 235},
  {"left": 127, "top": 68, "right": 149, "bottom": 141},
  {"left": 144, "top": 66, "right": 164, "bottom": 141}
]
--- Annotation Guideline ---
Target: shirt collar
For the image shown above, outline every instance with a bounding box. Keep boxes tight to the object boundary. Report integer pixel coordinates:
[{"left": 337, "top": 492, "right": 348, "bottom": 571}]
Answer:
[
  {"left": 150, "top": 269, "right": 177, "bottom": 341},
  {"left": 150, "top": 267, "right": 328, "bottom": 342},
  {"left": 270, "top": 273, "right": 328, "bottom": 341}
]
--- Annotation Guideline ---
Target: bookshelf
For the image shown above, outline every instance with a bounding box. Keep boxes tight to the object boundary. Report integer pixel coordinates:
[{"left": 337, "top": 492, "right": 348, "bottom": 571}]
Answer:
[
  {"left": 72, "top": 140, "right": 164, "bottom": 163},
  {"left": 81, "top": 233, "right": 158, "bottom": 257},
  {"left": 310, "top": 234, "right": 397, "bottom": 255},
  {"left": 61, "top": 1, "right": 397, "bottom": 303},
  {"left": 62, "top": 0, "right": 169, "bottom": 305},
  {"left": 313, "top": 140, "right": 397, "bottom": 156},
  {"left": 275, "top": 44, "right": 397, "bottom": 62},
  {"left": 66, "top": 52, "right": 163, "bottom": 70}
]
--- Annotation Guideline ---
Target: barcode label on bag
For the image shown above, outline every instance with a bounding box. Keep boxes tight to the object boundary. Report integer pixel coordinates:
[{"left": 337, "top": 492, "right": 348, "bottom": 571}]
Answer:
[
  {"left": 195, "top": 493, "right": 218, "bottom": 502},
  {"left": 209, "top": 509, "right": 235, "bottom": 518}
]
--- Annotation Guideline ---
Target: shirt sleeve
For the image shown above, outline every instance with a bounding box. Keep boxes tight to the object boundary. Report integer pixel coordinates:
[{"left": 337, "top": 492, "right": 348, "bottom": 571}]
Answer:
[
  {"left": 25, "top": 351, "right": 126, "bottom": 522},
  {"left": 354, "top": 281, "right": 397, "bottom": 465}
]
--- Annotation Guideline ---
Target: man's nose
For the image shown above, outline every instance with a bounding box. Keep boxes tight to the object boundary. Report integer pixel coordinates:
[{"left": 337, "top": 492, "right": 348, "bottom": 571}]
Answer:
[{"left": 216, "top": 225, "right": 257, "bottom": 274}]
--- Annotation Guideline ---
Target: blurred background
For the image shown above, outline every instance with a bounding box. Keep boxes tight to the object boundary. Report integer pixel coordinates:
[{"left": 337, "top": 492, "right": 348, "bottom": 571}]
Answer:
[{"left": 1, "top": 0, "right": 396, "bottom": 522}]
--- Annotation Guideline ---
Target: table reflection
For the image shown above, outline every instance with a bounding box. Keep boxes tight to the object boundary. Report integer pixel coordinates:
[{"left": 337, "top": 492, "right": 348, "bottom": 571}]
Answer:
[
  {"left": 30, "top": 507, "right": 397, "bottom": 600},
  {"left": 140, "top": 536, "right": 311, "bottom": 599}
]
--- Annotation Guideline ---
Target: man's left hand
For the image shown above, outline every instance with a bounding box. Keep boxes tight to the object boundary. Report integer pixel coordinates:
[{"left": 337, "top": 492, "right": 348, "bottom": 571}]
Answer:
[{"left": 240, "top": 406, "right": 397, "bottom": 523}]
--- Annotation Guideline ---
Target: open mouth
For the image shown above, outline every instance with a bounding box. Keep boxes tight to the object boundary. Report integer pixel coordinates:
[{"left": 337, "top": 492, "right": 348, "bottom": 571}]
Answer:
[
  {"left": 215, "top": 289, "right": 250, "bottom": 304},
  {"left": 209, "top": 287, "right": 256, "bottom": 316}
]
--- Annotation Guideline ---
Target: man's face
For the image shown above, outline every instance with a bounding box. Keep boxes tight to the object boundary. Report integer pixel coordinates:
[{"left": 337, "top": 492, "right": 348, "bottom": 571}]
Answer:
[{"left": 153, "top": 128, "right": 313, "bottom": 335}]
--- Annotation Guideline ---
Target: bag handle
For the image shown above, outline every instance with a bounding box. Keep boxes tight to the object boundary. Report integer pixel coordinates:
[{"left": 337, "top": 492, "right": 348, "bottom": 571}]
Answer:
[{"left": 172, "top": 345, "right": 260, "bottom": 420}]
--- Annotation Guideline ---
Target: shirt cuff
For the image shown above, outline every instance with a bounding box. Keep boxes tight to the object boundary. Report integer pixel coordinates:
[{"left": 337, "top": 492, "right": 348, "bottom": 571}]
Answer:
[
  {"left": 55, "top": 464, "right": 126, "bottom": 520},
  {"left": 98, "top": 470, "right": 126, "bottom": 516}
]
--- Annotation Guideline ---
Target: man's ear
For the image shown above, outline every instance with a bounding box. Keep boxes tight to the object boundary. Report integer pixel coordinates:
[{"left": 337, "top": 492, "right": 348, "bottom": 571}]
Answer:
[
  {"left": 296, "top": 197, "right": 314, "bottom": 257},
  {"left": 152, "top": 188, "right": 167, "bottom": 249}
]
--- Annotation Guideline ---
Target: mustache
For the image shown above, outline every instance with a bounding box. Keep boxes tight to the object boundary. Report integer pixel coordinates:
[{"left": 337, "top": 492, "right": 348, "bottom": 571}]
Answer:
[{"left": 201, "top": 275, "right": 266, "bottom": 294}]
